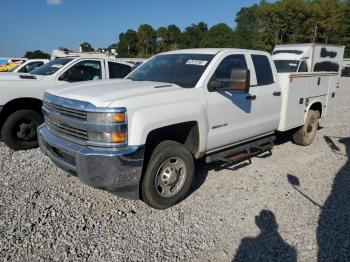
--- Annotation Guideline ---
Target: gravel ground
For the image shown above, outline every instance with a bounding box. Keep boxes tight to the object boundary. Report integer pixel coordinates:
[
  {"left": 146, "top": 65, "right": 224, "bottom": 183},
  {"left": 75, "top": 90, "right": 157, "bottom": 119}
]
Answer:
[{"left": 0, "top": 79, "right": 349, "bottom": 262}]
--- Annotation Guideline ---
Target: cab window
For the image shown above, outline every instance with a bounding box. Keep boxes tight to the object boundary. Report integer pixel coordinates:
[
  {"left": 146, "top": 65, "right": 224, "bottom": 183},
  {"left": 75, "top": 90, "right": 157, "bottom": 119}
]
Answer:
[
  {"left": 252, "top": 55, "right": 274, "bottom": 86},
  {"left": 298, "top": 61, "right": 308, "bottom": 72},
  {"left": 59, "top": 60, "right": 102, "bottom": 82},
  {"left": 108, "top": 62, "right": 132, "bottom": 78}
]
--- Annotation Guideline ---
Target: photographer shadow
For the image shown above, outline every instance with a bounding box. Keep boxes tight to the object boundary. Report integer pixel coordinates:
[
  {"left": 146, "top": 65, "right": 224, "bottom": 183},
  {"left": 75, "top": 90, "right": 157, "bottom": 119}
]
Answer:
[
  {"left": 317, "top": 136, "right": 350, "bottom": 261},
  {"left": 233, "top": 210, "right": 297, "bottom": 262}
]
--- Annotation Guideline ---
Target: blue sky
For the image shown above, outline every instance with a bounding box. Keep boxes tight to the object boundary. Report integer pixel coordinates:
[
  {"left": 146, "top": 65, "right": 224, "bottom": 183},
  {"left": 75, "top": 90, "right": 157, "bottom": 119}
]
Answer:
[{"left": 1, "top": 0, "right": 264, "bottom": 57}]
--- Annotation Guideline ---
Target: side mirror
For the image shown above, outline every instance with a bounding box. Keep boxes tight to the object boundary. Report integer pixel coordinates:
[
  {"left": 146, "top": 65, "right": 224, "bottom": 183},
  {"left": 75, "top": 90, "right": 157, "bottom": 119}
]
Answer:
[{"left": 209, "top": 69, "right": 250, "bottom": 93}]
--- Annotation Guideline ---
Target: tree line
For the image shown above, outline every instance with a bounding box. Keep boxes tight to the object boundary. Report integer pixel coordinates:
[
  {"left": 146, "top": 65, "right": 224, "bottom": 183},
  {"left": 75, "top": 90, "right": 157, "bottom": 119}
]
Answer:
[{"left": 24, "top": 0, "right": 350, "bottom": 59}]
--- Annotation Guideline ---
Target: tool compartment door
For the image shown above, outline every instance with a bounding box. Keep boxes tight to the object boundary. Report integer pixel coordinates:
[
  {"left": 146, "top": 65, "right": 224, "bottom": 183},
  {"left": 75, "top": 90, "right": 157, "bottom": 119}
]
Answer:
[
  {"left": 278, "top": 75, "right": 307, "bottom": 131},
  {"left": 324, "top": 75, "right": 340, "bottom": 116}
]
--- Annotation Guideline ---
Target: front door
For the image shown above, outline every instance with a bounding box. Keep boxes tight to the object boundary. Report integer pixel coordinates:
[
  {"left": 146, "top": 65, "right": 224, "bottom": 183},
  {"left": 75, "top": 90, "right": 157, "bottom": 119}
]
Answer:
[{"left": 204, "top": 52, "right": 281, "bottom": 151}]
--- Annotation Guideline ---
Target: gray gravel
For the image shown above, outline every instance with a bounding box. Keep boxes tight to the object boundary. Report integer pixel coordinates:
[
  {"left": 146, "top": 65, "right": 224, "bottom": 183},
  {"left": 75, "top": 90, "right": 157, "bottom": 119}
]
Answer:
[{"left": 0, "top": 79, "right": 349, "bottom": 262}]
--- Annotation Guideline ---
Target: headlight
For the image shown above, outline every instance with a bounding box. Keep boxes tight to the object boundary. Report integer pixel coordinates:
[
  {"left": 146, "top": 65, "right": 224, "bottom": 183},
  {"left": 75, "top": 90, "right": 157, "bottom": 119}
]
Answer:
[
  {"left": 86, "top": 112, "right": 125, "bottom": 123},
  {"left": 88, "top": 131, "right": 126, "bottom": 143},
  {"left": 86, "top": 111, "right": 127, "bottom": 144}
]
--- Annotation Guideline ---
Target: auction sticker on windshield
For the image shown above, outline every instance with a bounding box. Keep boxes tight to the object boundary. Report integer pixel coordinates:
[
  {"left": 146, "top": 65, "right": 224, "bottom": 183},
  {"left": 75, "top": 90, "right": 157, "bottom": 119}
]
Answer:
[{"left": 186, "top": 60, "right": 208, "bottom": 66}]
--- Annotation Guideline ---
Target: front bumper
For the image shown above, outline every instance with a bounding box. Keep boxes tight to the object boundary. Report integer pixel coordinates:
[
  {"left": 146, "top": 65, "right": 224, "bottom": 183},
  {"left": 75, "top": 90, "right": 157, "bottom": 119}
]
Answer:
[{"left": 38, "top": 124, "right": 145, "bottom": 199}]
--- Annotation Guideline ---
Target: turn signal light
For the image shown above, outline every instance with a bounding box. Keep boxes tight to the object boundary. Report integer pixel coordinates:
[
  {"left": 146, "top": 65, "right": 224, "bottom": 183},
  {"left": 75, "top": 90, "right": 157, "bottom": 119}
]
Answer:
[
  {"left": 111, "top": 132, "right": 126, "bottom": 143},
  {"left": 113, "top": 112, "right": 126, "bottom": 123}
]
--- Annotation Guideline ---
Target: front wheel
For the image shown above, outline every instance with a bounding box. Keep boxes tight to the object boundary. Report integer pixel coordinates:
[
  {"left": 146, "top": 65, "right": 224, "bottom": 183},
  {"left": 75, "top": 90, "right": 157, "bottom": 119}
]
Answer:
[
  {"left": 1, "top": 109, "right": 44, "bottom": 151},
  {"left": 293, "top": 110, "right": 319, "bottom": 146},
  {"left": 141, "top": 140, "right": 195, "bottom": 209}
]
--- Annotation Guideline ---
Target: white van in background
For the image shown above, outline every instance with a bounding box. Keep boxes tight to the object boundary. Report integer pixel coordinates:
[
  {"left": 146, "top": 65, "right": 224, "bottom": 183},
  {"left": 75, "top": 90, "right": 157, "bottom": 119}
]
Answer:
[{"left": 273, "top": 43, "right": 344, "bottom": 73}]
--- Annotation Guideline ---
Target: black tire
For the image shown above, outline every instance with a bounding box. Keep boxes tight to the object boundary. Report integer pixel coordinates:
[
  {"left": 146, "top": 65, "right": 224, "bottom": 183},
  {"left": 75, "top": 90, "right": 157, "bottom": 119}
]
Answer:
[
  {"left": 1, "top": 109, "right": 44, "bottom": 151},
  {"left": 293, "top": 110, "right": 319, "bottom": 146},
  {"left": 141, "top": 140, "right": 195, "bottom": 209}
]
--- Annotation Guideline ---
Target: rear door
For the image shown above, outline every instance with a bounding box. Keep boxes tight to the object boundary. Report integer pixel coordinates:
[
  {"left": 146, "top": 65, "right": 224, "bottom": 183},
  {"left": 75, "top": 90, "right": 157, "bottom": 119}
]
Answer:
[{"left": 250, "top": 54, "right": 282, "bottom": 135}]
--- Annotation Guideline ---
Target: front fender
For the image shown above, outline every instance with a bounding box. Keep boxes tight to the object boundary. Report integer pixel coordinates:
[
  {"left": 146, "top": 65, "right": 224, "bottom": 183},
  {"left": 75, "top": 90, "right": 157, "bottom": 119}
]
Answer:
[{"left": 128, "top": 100, "right": 209, "bottom": 155}]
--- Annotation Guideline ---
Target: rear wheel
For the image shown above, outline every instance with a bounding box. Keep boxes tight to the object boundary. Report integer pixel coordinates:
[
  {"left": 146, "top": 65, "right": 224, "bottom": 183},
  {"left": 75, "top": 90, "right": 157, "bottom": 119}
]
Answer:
[
  {"left": 141, "top": 140, "right": 195, "bottom": 209},
  {"left": 1, "top": 110, "right": 44, "bottom": 150},
  {"left": 293, "top": 110, "right": 319, "bottom": 146}
]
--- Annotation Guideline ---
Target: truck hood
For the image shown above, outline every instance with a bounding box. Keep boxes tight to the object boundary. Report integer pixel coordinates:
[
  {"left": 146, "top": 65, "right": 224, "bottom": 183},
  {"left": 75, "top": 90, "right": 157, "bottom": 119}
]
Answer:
[{"left": 47, "top": 79, "right": 187, "bottom": 107}]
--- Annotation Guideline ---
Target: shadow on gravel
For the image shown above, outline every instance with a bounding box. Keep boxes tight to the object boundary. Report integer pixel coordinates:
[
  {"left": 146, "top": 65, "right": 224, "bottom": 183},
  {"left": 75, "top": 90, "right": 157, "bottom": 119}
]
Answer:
[
  {"left": 232, "top": 210, "right": 297, "bottom": 262},
  {"left": 274, "top": 125, "right": 324, "bottom": 146},
  {"left": 189, "top": 159, "right": 209, "bottom": 196},
  {"left": 317, "top": 136, "right": 350, "bottom": 261},
  {"left": 189, "top": 150, "right": 272, "bottom": 197}
]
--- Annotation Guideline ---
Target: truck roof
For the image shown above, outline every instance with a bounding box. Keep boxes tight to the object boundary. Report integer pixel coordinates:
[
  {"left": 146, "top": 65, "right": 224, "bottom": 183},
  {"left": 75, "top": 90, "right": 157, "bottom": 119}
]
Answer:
[
  {"left": 162, "top": 48, "right": 269, "bottom": 55},
  {"left": 275, "top": 43, "right": 344, "bottom": 48}
]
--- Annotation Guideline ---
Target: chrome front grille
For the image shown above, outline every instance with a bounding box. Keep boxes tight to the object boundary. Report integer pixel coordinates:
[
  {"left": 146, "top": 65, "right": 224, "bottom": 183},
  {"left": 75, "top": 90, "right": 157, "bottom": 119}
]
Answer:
[
  {"left": 47, "top": 120, "right": 88, "bottom": 141},
  {"left": 43, "top": 101, "right": 88, "bottom": 143},
  {"left": 43, "top": 102, "right": 86, "bottom": 120},
  {"left": 42, "top": 93, "right": 128, "bottom": 148}
]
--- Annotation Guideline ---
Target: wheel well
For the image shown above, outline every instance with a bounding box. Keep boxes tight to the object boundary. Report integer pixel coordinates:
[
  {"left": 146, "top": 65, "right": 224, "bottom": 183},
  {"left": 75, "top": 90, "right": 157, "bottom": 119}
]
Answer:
[
  {"left": 309, "top": 102, "right": 322, "bottom": 117},
  {"left": 139, "top": 121, "right": 199, "bottom": 199},
  {"left": 0, "top": 98, "right": 43, "bottom": 129}
]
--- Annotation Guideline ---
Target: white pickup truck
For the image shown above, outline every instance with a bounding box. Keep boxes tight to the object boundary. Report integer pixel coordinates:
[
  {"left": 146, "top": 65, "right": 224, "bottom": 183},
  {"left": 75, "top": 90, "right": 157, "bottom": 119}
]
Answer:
[
  {"left": 7, "top": 59, "right": 50, "bottom": 73},
  {"left": 0, "top": 57, "right": 134, "bottom": 150},
  {"left": 38, "top": 47, "right": 342, "bottom": 209}
]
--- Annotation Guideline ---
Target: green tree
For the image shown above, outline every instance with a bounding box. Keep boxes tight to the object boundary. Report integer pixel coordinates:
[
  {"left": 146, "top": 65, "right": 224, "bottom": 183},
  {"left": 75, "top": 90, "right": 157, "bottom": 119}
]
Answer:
[
  {"left": 235, "top": 5, "right": 260, "bottom": 49},
  {"left": 181, "top": 22, "right": 208, "bottom": 48},
  {"left": 58, "top": 47, "right": 69, "bottom": 52},
  {"left": 80, "top": 42, "right": 94, "bottom": 52},
  {"left": 107, "top": 43, "right": 118, "bottom": 53},
  {"left": 331, "top": 0, "right": 350, "bottom": 57},
  {"left": 156, "top": 27, "right": 169, "bottom": 52},
  {"left": 137, "top": 24, "right": 157, "bottom": 57},
  {"left": 310, "top": 0, "right": 344, "bottom": 44},
  {"left": 24, "top": 50, "right": 50, "bottom": 59},
  {"left": 200, "top": 23, "right": 237, "bottom": 48},
  {"left": 167, "top": 24, "right": 183, "bottom": 50},
  {"left": 118, "top": 29, "right": 138, "bottom": 57}
]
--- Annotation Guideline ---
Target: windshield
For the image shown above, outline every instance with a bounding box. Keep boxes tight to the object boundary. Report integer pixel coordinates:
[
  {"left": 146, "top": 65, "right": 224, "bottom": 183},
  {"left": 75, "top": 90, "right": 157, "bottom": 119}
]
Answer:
[
  {"left": 127, "top": 54, "right": 214, "bottom": 88},
  {"left": 274, "top": 60, "right": 300, "bottom": 73},
  {"left": 31, "top": 58, "right": 73, "bottom": 75}
]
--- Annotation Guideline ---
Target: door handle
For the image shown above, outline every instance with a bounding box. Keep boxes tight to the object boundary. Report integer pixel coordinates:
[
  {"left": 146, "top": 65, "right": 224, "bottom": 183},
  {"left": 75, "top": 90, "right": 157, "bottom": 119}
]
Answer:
[
  {"left": 273, "top": 91, "right": 281, "bottom": 96},
  {"left": 246, "top": 95, "right": 256, "bottom": 100}
]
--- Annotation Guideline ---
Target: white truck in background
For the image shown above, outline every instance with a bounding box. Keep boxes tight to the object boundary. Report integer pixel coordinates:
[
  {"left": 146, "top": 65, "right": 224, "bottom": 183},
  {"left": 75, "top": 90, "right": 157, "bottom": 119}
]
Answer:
[
  {"left": 273, "top": 43, "right": 344, "bottom": 73},
  {"left": 38, "top": 46, "right": 343, "bottom": 209},
  {"left": 8, "top": 59, "right": 49, "bottom": 73},
  {"left": 0, "top": 57, "right": 134, "bottom": 150},
  {"left": 341, "top": 59, "right": 350, "bottom": 77}
]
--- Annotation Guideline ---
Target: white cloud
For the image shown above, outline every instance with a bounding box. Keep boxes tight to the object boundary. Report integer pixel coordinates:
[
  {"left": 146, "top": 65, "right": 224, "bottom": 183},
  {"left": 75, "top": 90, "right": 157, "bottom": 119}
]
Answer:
[{"left": 47, "top": 0, "right": 62, "bottom": 6}]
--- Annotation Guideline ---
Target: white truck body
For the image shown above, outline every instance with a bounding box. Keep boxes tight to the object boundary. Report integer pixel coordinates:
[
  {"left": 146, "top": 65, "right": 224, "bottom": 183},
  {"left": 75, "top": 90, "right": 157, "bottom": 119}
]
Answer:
[
  {"left": 273, "top": 43, "right": 344, "bottom": 73},
  {"left": 37, "top": 47, "right": 343, "bottom": 208},
  {"left": 0, "top": 57, "right": 135, "bottom": 150},
  {"left": 10, "top": 59, "right": 49, "bottom": 73},
  {"left": 0, "top": 57, "right": 134, "bottom": 106},
  {"left": 272, "top": 44, "right": 343, "bottom": 131},
  {"left": 342, "top": 59, "right": 350, "bottom": 68}
]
